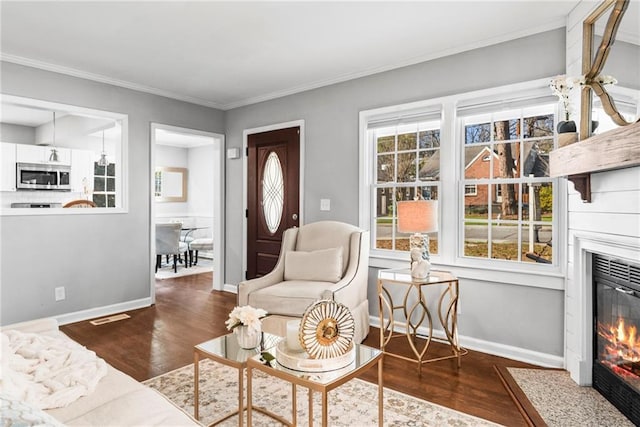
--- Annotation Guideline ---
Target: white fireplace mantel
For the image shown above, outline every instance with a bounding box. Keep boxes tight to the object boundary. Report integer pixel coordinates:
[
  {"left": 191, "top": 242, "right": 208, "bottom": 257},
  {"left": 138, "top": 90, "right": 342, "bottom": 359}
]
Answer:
[{"left": 566, "top": 231, "right": 640, "bottom": 385}]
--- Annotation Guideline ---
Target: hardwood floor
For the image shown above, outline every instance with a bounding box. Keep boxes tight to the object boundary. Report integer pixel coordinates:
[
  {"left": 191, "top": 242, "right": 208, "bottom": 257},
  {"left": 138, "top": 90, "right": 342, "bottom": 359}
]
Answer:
[{"left": 61, "top": 272, "right": 539, "bottom": 426}]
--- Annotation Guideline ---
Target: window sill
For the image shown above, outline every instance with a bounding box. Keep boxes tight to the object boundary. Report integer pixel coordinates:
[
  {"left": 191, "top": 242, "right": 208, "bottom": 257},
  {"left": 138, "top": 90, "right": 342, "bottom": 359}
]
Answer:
[{"left": 369, "top": 254, "right": 565, "bottom": 291}]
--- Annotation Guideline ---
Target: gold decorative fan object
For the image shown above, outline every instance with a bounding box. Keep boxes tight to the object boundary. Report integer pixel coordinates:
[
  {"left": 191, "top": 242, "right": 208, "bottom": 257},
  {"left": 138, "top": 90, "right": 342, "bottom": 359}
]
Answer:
[{"left": 299, "top": 300, "right": 355, "bottom": 359}]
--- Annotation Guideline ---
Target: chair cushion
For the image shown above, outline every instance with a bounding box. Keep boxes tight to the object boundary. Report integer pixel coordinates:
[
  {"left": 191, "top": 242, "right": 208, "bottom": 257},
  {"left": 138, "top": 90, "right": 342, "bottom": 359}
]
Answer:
[
  {"left": 284, "top": 247, "right": 343, "bottom": 282},
  {"left": 189, "top": 238, "right": 213, "bottom": 251},
  {"left": 294, "top": 221, "right": 358, "bottom": 276},
  {"left": 248, "top": 280, "right": 335, "bottom": 317}
]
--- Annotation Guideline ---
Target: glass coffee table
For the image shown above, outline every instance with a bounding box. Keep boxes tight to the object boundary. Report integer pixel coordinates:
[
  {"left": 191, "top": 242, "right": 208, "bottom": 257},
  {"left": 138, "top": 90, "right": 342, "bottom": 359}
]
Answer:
[
  {"left": 245, "top": 343, "right": 383, "bottom": 427},
  {"left": 193, "top": 332, "right": 280, "bottom": 426}
]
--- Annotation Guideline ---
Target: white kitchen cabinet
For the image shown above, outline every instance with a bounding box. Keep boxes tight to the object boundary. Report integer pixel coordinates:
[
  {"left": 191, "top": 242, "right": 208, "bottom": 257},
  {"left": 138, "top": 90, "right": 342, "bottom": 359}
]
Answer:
[
  {"left": 1, "top": 142, "right": 17, "bottom": 191},
  {"left": 16, "top": 144, "right": 71, "bottom": 165},
  {"left": 71, "top": 149, "right": 95, "bottom": 193}
]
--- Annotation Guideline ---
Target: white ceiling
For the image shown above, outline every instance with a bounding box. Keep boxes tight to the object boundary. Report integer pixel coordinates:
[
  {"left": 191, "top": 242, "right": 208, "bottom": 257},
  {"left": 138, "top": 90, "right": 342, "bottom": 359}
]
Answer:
[{"left": 1, "top": 1, "right": 592, "bottom": 111}]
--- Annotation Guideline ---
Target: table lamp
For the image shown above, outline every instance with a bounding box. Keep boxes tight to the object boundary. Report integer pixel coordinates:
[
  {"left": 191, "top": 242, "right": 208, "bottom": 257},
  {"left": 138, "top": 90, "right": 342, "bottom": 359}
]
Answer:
[{"left": 397, "top": 199, "right": 438, "bottom": 279}]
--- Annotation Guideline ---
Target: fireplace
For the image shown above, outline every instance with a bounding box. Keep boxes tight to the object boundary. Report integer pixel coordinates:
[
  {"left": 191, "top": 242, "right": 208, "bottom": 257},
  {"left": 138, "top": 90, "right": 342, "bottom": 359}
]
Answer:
[{"left": 593, "top": 254, "right": 640, "bottom": 424}]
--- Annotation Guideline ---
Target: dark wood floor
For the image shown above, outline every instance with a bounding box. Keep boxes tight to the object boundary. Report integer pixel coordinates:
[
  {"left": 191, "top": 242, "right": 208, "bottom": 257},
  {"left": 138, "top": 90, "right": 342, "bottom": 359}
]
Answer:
[{"left": 61, "top": 272, "right": 539, "bottom": 426}]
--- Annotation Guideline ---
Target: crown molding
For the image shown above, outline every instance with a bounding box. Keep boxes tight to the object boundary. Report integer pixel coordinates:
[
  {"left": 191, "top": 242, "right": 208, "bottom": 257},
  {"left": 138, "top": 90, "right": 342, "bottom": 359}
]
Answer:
[
  {"left": 220, "top": 20, "right": 566, "bottom": 110},
  {"left": 1, "top": 20, "right": 565, "bottom": 112},
  {"left": 0, "top": 53, "right": 226, "bottom": 110}
]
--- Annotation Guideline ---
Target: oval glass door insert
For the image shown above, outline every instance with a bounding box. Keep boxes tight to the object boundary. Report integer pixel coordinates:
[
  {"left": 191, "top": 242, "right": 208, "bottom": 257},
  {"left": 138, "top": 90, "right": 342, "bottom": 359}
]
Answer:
[{"left": 262, "top": 152, "right": 284, "bottom": 234}]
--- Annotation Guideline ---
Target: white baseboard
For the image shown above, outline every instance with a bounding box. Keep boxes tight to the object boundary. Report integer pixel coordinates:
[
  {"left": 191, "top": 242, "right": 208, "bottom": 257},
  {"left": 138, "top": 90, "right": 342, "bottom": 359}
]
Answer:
[
  {"left": 369, "top": 316, "right": 564, "bottom": 368},
  {"left": 55, "top": 298, "right": 152, "bottom": 326},
  {"left": 223, "top": 283, "right": 238, "bottom": 294}
]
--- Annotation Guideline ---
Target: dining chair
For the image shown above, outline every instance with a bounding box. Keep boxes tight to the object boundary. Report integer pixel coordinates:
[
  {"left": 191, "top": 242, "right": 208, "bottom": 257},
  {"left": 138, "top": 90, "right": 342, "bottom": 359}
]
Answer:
[
  {"left": 63, "top": 199, "right": 97, "bottom": 208},
  {"left": 155, "top": 223, "right": 189, "bottom": 273},
  {"left": 189, "top": 238, "right": 213, "bottom": 266}
]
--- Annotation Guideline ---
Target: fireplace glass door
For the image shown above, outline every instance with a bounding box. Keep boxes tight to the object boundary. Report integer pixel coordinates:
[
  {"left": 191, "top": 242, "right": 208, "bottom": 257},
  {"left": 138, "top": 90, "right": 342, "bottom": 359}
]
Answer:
[{"left": 593, "top": 254, "right": 640, "bottom": 424}]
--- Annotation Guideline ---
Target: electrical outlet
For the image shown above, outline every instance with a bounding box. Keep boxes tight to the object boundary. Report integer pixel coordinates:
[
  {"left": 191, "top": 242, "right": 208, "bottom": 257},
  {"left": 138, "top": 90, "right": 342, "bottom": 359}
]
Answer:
[
  {"left": 320, "top": 199, "right": 331, "bottom": 211},
  {"left": 55, "top": 287, "right": 65, "bottom": 301}
]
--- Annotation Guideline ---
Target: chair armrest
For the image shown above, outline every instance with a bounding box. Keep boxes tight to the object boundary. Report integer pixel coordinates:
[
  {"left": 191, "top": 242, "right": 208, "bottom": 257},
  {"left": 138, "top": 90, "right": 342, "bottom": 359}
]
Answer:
[
  {"left": 238, "top": 227, "right": 299, "bottom": 305},
  {"left": 238, "top": 270, "right": 284, "bottom": 305}
]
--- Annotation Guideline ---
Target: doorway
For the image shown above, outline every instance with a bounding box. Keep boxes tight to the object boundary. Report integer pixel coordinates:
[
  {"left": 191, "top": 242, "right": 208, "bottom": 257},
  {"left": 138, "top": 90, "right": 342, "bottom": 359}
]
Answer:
[
  {"left": 243, "top": 121, "right": 304, "bottom": 280},
  {"left": 150, "top": 123, "right": 225, "bottom": 300}
]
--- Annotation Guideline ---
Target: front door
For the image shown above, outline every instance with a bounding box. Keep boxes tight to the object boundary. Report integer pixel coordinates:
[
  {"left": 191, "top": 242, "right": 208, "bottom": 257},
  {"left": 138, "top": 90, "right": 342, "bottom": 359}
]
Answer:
[{"left": 246, "top": 126, "right": 300, "bottom": 279}]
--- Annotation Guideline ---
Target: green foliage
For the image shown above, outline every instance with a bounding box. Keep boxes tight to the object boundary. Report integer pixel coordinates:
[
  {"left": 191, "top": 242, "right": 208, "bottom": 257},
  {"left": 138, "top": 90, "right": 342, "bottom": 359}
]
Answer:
[{"left": 539, "top": 186, "right": 553, "bottom": 213}]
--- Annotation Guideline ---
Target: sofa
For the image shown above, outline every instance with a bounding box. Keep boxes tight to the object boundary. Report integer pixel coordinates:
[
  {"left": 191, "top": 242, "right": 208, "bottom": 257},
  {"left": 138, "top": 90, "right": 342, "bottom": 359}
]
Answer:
[
  {"left": 1, "top": 318, "right": 199, "bottom": 426},
  {"left": 238, "top": 221, "right": 370, "bottom": 343}
]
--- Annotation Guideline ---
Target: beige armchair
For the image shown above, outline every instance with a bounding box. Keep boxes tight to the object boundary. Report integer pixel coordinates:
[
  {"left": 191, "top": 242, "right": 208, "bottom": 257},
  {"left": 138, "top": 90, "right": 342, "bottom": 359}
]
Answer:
[{"left": 238, "top": 221, "right": 370, "bottom": 343}]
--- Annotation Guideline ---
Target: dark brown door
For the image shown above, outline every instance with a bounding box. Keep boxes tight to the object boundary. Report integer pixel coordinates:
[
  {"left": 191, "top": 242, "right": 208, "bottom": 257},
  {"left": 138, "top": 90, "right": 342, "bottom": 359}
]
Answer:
[{"left": 246, "top": 126, "right": 300, "bottom": 279}]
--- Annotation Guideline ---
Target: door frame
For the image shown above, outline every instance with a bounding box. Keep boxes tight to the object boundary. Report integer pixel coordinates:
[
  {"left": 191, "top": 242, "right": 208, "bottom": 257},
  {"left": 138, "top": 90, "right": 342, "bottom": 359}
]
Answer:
[
  {"left": 150, "top": 123, "right": 226, "bottom": 301},
  {"left": 242, "top": 120, "right": 305, "bottom": 282}
]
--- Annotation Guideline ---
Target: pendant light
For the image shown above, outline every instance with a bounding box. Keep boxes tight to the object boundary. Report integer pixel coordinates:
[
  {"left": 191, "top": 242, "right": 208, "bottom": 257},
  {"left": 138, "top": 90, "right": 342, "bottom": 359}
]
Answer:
[
  {"left": 48, "top": 112, "right": 59, "bottom": 163},
  {"left": 98, "top": 129, "right": 108, "bottom": 167}
]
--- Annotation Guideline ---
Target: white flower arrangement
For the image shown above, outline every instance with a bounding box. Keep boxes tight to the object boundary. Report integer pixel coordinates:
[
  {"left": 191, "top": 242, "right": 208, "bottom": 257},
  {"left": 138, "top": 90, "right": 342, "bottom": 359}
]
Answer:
[
  {"left": 549, "top": 75, "right": 578, "bottom": 121},
  {"left": 225, "top": 305, "right": 268, "bottom": 336},
  {"left": 550, "top": 74, "right": 618, "bottom": 121}
]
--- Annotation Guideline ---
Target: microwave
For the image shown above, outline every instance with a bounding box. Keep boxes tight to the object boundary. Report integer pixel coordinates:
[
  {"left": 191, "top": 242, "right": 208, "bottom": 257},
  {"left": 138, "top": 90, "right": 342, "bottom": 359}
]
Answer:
[{"left": 16, "top": 162, "right": 71, "bottom": 191}]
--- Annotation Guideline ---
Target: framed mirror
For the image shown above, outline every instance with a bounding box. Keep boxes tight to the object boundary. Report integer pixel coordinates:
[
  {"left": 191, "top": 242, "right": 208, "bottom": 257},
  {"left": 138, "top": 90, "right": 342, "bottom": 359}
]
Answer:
[
  {"left": 155, "top": 167, "right": 187, "bottom": 202},
  {"left": 581, "top": 0, "right": 640, "bottom": 138}
]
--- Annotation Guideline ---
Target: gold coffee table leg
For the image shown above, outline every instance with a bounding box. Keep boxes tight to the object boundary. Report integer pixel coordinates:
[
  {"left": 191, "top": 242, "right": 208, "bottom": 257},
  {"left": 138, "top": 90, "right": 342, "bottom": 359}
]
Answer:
[
  {"left": 378, "top": 357, "right": 384, "bottom": 426},
  {"left": 238, "top": 367, "right": 244, "bottom": 427},
  {"left": 292, "top": 383, "right": 296, "bottom": 425},
  {"left": 194, "top": 353, "right": 199, "bottom": 420},
  {"left": 322, "top": 390, "right": 328, "bottom": 427},
  {"left": 308, "top": 388, "right": 313, "bottom": 426},
  {"left": 247, "top": 365, "right": 253, "bottom": 427}
]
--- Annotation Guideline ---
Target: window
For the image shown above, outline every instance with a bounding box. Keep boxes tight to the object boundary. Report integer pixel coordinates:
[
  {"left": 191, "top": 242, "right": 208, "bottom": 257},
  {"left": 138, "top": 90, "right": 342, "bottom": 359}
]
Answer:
[
  {"left": 368, "top": 111, "right": 441, "bottom": 256},
  {"left": 460, "top": 104, "right": 555, "bottom": 263},
  {"left": 360, "top": 79, "right": 561, "bottom": 273},
  {"left": 93, "top": 162, "right": 116, "bottom": 207}
]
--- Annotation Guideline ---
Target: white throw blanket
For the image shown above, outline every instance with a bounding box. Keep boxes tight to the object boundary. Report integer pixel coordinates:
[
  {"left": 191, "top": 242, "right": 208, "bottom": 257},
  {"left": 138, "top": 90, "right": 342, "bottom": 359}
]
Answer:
[{"left": 0, "top": 329, "right": 107, "bottom": 409}]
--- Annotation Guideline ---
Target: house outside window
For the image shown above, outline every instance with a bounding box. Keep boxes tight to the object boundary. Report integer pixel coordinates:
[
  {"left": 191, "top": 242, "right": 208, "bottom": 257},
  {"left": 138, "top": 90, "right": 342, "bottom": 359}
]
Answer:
[
  {"left": 460, "top": 105, "right": 555, "bottom": 263},
  {"left": 368, "top": 111, "right": 441, "bottom": 256}
]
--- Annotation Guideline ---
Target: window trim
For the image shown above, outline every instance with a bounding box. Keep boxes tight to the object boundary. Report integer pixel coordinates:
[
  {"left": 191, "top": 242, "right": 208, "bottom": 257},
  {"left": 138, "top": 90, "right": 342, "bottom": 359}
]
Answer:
[
  {"left": 464, "top": 184, "right": 478, "bottom": 196},
  {"left": 359, "top": 78, "right": 567, "bottom": 289}
]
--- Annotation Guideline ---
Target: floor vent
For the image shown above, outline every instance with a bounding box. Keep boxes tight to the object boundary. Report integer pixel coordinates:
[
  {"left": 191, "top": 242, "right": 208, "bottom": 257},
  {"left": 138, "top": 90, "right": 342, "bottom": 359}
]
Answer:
[{"left": 89, "top": 313, "right": 131, "bottom": 325}]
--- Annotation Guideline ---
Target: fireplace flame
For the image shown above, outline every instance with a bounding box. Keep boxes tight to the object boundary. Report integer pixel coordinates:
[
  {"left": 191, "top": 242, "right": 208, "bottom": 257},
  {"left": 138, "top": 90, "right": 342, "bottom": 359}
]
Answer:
[{"left": 600, "top": 318, "right": 640, "bottom": 363}]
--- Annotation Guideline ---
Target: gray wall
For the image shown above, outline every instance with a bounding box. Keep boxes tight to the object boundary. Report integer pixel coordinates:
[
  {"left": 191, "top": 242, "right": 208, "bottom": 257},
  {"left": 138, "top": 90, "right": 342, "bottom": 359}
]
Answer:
[
  {"left": 0, "top": 61, "right": 225, "bottom": 324},
  {"left": 1, "top": 29, "right": 567, "bottom": 358},
  {"left": 225, "top": 29, "right": 566, "bottom": 358}
]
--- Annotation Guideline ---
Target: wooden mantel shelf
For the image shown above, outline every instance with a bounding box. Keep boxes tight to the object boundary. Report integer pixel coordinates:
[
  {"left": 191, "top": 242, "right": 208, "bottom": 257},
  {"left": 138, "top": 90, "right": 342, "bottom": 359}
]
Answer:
[{"left": 549, "top": 120, "right": 640, "bottom": 202}]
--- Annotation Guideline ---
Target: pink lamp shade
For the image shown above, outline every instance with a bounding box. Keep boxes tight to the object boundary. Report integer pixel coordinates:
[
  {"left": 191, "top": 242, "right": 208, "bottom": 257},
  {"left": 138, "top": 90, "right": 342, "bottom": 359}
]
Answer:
[{"left": 397, "top": 200, "right": 438, "bottom": 233}]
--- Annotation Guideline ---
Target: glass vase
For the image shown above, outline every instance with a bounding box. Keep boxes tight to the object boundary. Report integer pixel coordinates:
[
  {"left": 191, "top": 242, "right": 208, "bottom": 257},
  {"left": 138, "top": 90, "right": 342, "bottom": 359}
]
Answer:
[{"left": 235, "top": 325, "right": 260, "bottom": 349}]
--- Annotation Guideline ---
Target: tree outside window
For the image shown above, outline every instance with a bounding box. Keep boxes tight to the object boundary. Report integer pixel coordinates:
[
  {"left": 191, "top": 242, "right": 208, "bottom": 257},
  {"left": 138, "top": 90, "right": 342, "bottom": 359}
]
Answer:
[
  {"left": 462, "top": 106, "right": 555, "bottom": 263},
  {"left": 372, "top": 121, "right": 441, "bottom": 255}
]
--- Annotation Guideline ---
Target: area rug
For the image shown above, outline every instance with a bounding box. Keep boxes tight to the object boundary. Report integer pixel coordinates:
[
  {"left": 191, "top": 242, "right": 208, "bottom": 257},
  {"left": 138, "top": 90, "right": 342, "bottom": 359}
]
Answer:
[
  {"left": 144, "top": 359, "right": 500, "bottom": 426},
  {"left": 155, "top": 259, "right": 213, "bottom": 280},
  {"left": 496, "top": 366, "right": 633, "bottom": 427}
]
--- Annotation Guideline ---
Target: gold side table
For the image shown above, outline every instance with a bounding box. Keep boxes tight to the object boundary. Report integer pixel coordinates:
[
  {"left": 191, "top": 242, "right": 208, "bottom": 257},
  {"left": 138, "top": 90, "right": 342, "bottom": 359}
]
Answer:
[
  {"left": 193, "top": 332, "right": 280, "bottom": 426},
  {"left": 377, "top": 268, "right": 467, "bottom": 375}
]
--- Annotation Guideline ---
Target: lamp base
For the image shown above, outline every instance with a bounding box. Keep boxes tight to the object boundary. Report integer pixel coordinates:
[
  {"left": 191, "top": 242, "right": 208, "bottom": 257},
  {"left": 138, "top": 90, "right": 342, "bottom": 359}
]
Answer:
[{"left": 409, "top": 233, "right": 431, "bottom": 279}]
